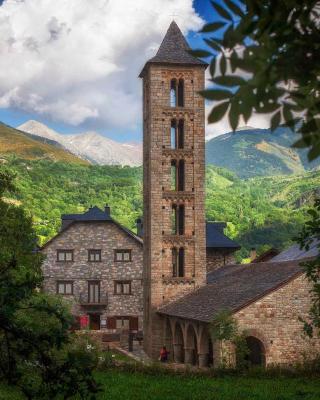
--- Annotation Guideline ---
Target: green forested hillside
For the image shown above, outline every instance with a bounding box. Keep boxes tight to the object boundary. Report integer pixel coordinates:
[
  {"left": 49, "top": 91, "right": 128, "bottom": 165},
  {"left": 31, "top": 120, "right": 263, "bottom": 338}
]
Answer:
[
  {"left": 1, "top": 157, "right": 319, "bottom": 260},
  {"left": 206, "top": 127, "right": 320, "bottom": 178},
  {"left": 0, "top": 122, "right": 88, "bottom": 165}
]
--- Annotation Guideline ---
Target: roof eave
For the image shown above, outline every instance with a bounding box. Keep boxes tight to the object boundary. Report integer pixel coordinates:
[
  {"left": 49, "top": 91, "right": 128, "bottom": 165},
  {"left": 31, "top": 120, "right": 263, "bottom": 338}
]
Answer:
[{"left": 139, "top": 60, "right": 208, "bottom": 78}]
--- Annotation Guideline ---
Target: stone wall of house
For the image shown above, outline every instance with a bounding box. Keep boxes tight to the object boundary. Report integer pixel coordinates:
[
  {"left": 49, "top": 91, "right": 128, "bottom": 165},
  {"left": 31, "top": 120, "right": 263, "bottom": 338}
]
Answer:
[
  {"left": 206, "top": 249, "right": 236, "bottom": 273},
  {"left": 234, "top": 274, "right": 320, "bottom": 365},
  {"left": 41, "top": 221, "right": 143, "bottom": 331}
]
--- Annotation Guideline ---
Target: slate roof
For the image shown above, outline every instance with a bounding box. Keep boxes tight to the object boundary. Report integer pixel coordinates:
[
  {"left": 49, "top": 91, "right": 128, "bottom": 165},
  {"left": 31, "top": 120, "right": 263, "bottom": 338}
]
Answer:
[
  {"left": 62, "top": 206, "right": 112, "bottom": 222},
  {"left": 41, "top": 206, "right": 142, "bottom": 249},
  {"left": 206, "top": 222, "right": 240, "bottom": 250},
  {"left": 158, "top": 260, "right": 304, "bottom": 322},
  {"left": 139, "top": 21, "right": 207, "bottom": 77},
  {"left": 271, "top": 239, "right": 319, "bottom": 262}
]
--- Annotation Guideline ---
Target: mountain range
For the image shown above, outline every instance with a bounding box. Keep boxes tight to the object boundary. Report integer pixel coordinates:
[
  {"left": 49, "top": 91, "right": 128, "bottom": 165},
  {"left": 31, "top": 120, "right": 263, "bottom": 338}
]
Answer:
[
  {"left": 0, "top": 122, "right": 87, "bottom": 165},
  {"left": 17, "top": 120, "right": 142, "bottom": 167},
  {"left": 1, "top": 119, "right": 319, "bottom": 178}
]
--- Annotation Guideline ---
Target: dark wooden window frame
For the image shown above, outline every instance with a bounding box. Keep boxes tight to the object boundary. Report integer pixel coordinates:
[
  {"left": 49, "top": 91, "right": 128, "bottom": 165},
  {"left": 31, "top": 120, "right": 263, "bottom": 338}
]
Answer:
[
  {"left": 114, "top": 249, "right": 132, "bottom": 262},
  {"left": 88, "top": 249, "right": 102, "bottom": 262},
  {"left": 56, "top": 280, "right": 74, "bottom": 295},
  {"left": 56, "top": 249, "right": 74, "bottom": 262},
  {"left": 114, "top": 280, "right": 132, "bottom": 295}
]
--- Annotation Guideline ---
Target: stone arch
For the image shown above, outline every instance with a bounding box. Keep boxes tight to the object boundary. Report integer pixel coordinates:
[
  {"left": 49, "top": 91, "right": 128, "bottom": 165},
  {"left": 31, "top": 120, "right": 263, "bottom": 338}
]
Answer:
[
  {"left": 185, "top": 323, "right": 198, "bottom": 365},
  {"left": 173, "top": 321, "right": 184, "bottom": 363},
  {"left": 245, "top": 336, "right": 266, "bottom": 367},
  {"left": 198, "top": 328, "right": 214, "bottom": 367},
  {"left": 243, "top": 328, "right": 270, "bottom": 354},
  {"left": 242, "top": 329, "right": 268, "bottom": 367}
]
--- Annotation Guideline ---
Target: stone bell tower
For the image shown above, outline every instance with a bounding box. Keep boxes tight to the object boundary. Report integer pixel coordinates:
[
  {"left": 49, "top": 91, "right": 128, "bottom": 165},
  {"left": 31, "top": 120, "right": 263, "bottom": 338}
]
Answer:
[{"left": 139, "top": 21, "right": 207, "bottom": 358}]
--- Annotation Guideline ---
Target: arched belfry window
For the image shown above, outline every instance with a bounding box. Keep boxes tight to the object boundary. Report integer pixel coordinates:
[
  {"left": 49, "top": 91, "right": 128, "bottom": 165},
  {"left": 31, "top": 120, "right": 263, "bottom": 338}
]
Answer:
[
  {"left": 170, "top": 79, "right": 177, "bottom": 107},
  {"left": 171, "top": 204, "right": 184, "bottom": 235},
  {"left": 172, "top": 247, "right": 178, "bottom": 277},
  {"left": 170, "top": 79, "right": 184, "bottom": 107},
  {"left": 171, "top": 205, "right": 177, "bottom": 234},
  {"left": 171, "top": 119, "right": 184, "bottom": 149},
  {"left": 178, "top": 248, "right": 185, "bottom": 277},
  {"left": 171, "top": 160, "right": 177, "bottom": 190},
  {"left": 171, "top": 160, "right": 185, "bottom": 191},
  {"left": 172, "top": 247, "right": 185, "bottom": 277},
  {"left": 178, "top": 160, "right": 185, "bottom": 191},
  {"left": 178, "top": 119, "right": 184, "bottom": 149},
  {"left": 178, "top": 79, "right": 184, "bottom": 107},
  {"left": 171, "top": 119, "right": 177, "bottom": 149}
]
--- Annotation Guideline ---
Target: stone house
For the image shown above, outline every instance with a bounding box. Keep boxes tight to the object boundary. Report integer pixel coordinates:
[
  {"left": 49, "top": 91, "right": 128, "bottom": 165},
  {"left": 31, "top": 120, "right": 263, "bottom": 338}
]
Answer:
[
  {"left": 139, "top": 20, "right": 320, "bottom": 367},
  {"left": 41, "top": 205, "right": 238, "bottom": 334},
  {"left": 41, "top": 205, "right": 144, "bottom": 333}
]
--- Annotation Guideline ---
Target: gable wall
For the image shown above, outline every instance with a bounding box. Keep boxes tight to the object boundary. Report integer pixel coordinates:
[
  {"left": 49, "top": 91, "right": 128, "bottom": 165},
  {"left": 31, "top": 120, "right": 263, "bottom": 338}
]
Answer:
[
  {"left": 234, "top": 274, "right": 320, "bottom": 365},
  {"left": 41, "top": 222, "right": 143, "bottom": 330}
]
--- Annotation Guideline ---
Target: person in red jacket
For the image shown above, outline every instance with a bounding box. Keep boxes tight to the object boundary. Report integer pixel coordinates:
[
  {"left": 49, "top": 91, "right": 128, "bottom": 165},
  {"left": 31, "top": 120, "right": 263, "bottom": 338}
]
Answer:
[{"left": 159, "top": 346, "right": 169, "bottom": 362}]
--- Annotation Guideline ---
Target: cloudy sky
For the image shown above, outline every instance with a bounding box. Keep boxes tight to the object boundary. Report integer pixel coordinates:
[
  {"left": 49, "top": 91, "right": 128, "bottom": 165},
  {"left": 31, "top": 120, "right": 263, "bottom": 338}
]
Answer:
[{"left": 0, "top": 0, "right": 271, "bottom": 142}]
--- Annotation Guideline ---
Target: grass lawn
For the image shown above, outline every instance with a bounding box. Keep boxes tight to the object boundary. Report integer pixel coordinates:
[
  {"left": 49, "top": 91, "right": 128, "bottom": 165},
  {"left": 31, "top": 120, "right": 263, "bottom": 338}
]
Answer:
[
  {"left": 98, "top": 370, "right": 320, "bottom": 400},
  {"left": 1, "top": 369, "right": 320, "bottom": 399}
]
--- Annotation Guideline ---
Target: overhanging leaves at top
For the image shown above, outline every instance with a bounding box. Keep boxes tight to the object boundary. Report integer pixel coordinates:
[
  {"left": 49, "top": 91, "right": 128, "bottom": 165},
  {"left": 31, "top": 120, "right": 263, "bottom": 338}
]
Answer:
[{"left": 195, "top": 0, "right": 320, "bottom": 162}]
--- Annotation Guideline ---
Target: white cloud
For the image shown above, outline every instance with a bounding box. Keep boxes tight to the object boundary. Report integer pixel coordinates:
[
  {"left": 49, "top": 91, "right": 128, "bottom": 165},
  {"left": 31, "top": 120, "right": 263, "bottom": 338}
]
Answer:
[
  {"left": 204, "top": 56, "right": 273, "bottom": 139},
  {"left": 0, "top": 0, "right": 203, "bottom": 134},
  {"left": 205, "top": 102, "right": 273, "bottom": 139}
]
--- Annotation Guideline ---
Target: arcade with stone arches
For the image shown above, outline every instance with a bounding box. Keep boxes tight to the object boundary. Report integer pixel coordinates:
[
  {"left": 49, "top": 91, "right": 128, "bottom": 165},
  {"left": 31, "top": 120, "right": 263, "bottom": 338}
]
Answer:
[{"left": 161, "top": 317, "right": 267, "bottom": 368}]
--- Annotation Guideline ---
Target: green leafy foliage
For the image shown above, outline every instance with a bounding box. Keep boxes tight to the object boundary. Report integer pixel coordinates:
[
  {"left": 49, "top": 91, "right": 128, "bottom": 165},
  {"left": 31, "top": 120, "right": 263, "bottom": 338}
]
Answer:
[
  {"left": 0, "top": 170, "right": 100, "bottom": 399},
  {"left": 2, "top": 157, "right": 319, "bottom": 263},
  {"left": 209, "top": 310, "right": 249, "bottom": 369},
  {"left": 197, "top": 1, "right": 320, "bottom": 161},
  {"left": 210, "top": 310, "right": 238, "bottom": 342},
  {"left": 296, "top": 199, "right": 320, "bottom": 338}
]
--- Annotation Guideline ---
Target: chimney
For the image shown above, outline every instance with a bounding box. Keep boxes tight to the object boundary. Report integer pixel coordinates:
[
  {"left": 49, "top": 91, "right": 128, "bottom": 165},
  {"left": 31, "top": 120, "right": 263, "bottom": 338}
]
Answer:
[
  {"left": 250, "top": 247, "right": 257, "bottom": 262},
  {"left": 136, "top": 217, "right": 143, "bottom": 237},
  {"left": 105, "top": 204, "right": 111, "bottom": 216}
]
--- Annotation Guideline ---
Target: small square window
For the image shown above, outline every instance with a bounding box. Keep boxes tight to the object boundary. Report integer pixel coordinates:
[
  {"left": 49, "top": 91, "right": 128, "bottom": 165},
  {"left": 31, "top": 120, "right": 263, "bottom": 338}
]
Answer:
[
  {"left": 88, "top": 249, "right": 101, "bottom": 262},
  {"left": 57, "top": 250, "right": 74, "bottom": 262},
  {"left": 57, "top": 281, "right": 73, "bottom": 295},
  {"left": 114, "top": 250, "right": 132, "bottom": 262},
  {"left": 114, "top": 281, "right": 132, "bottom": 295}
]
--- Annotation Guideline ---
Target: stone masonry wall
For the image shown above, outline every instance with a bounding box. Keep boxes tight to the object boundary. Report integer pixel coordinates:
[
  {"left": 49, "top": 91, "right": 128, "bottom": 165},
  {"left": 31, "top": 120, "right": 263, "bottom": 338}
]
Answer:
[
  {"left": 234, "top": 274, "right": 320, "bottom": 365},
  {"left": 206, "top": 249, "right": 236, "bottom": 273},
  {"left": 41, "top": 221, "right": 143, "bottom": 331},
  {"left": 142, "top": 63, "right": 207, "bottom": 359}
]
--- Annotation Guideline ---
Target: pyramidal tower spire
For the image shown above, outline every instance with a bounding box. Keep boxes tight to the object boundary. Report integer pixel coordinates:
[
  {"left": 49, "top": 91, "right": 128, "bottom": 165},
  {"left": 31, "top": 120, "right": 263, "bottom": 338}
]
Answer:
[{"left": 139, "top": 21, "right": 207, "bottom": 77}]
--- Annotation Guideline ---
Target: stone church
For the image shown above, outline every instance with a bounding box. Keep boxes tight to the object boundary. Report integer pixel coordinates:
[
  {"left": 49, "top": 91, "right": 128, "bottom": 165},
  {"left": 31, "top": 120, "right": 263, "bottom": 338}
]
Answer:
[
  {"left": 41, "top": 21, "right": 320, "bottom": 368},
  {"left": 139, "top": 21, "right": 320, "bottom": 367}
]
